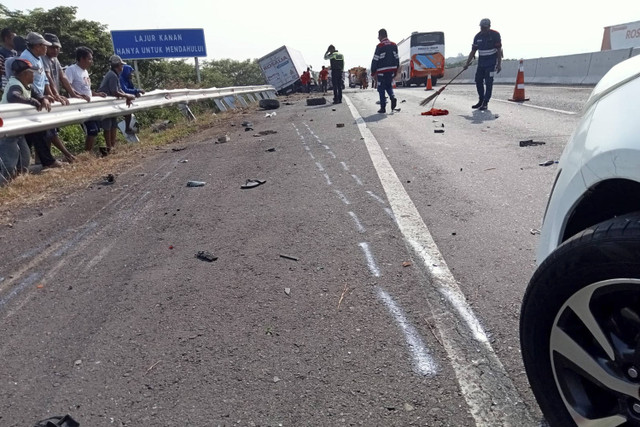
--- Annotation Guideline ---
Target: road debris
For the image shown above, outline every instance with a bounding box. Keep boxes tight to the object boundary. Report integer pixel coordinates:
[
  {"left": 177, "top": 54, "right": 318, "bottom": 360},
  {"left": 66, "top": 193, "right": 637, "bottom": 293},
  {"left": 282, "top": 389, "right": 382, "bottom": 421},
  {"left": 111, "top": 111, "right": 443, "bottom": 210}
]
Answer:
[
  {"left": 186, "top": 180, "right": 206, "bottom": 187},
  {"left": 434, "top": 129, "right": 445, "bottom": 133},
  {"left": 539, "top": 160, "right": 558, "bottom": 166},
  {"left": 145, "top": 360, "right": 162, "bottom": 375},
  {"left": 266, "top": 148, "right": 276, "bottom": 152},
  {"left": 265, "top": 112, "right": 277, "bottom": 118},
  {"left": 402, "top": 261, "right": 412, "bottom": 267},
  {"left": 171, "top": 147, "right": 186, "bottom": 152},
  {"left": 338, "top": 283, "right": 349, "bottom": 309},
  {"left": 34, "top": 415, "right": 80, "bottom": 427},
  {"left": 336, "top": 123, "right": 345, "bottom": 128},
  {"left": 241, "top": 179, "right": 266, "bottom": 189},
  {"left": 519, "top": 139, "right": 546, "bottom": 147},
  {"left": 216, "top": 134, "right": 230, "bottom": 144},
  {"left": 421, "top": 108, "right": 449, "bottom": 116},
  {"left": 257, "top": 130, "right": 277, "bottom": 136},
  {"left": 179, "top": 159, "right": 188, "bottom": 163},
  {"left": 284, "top": 288, "right": 291, "bottom": 296},
  {"left": 279, "top": 254, "right": 299, "bottom": 261},
  {"left": 530, "top": 229, "right": 541, "bottom": 235},
  {"left": 241, "top": 121, "right": 253, "bottom": 127},
  {"left": 195, "top": 251, "right": 218, "bottom": 262},
  {"left": 98, "top": 173, "right": 115, "bottom": 185}
]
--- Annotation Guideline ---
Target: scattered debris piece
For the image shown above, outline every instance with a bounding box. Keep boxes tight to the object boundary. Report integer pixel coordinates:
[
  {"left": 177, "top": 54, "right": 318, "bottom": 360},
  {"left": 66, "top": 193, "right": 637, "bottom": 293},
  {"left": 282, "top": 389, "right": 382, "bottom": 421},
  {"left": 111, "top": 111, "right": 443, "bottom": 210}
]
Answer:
[
  {"left": 179, "top": 159, "right": 189, "bottom": 163},
  {"left": 151, "top": 120, "right": 172, "bottom": 133},
  {"left": 434, "top": 129, "right": 445, "bottom": 133},
  {"left": 284, "top": 288, "right": 291, "bottom": 296},
  {"left": 266, "top": 148, "right": 276, "bottom": 152},
  {"left": 244, "top": 127, "right": 254, "bottom": 131},
  {"left": 519, "top": 139, "right": 546, "bottom": 147},
  {"left": 273, "top": 376, "right": 281, "bottom": 383},
  {"left": 186, "top": 180, "right": 206, "bottom": 187},
  {"left": 336, "top": 123, "right": 345, "bottom": 128},
  {"left": 216, "top": 134, "right": 230, "bottom": 144},
  {"left": 306, "top": 97, "right": 327, "bottom": 106},
  {"left": 196, "top": 251, "right": 218, "bottom": 262},
  {"left": 98, "top": 174, "right": 115, "bottom": 185},
  {"left": 241, "top": 121, "right": 253, "bottom": 127},
  {"left": 338, "top": 283, "right": 349, "bottom": 309},
  {"left": 241, "top": 179, "right": 266, "bottom": 189},
  {"left": 265, "top": 112, "right": 277, "bottom": 118},
  {"left": 258, "top": 130, "right": 278, "bottom": 136},
  {"left": 421, "top": 108, "right": 449, "bottom": 116},
  {"left": 171, "top": 147, "right": 186, "bottom": 152},
  {"left": 402, "top": 261, "right": 412, "bottom": 267},
  {"left": 539, "top": 160, "right": 558, "bottom": 166},
  {"left": 332, "top": 108, "right": 336, "bottom": 111},
  {"left": 404, "top": 403, "right": 416, "bottom": 412},
  {"left": 530, "top": 229, "right": 541, "bottom": 235},
  {"left": 279, "top": 254, "right": 299, "bottom": 261},
  {"left": 484, "top": 167, "right": 496, "bottom": 171},
  {"left": 34, "top": 415, "right": 80, "bottom": 427},
  {"left": 401, "top": 99, "right": 406, "bottom": 103}
]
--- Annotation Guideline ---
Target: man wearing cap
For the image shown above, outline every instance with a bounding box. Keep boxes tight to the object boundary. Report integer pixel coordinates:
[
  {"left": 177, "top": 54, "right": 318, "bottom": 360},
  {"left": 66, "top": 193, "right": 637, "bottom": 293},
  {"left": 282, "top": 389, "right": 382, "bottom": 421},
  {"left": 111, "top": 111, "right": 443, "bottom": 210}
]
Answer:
[
  {"left": 65, "top": 46, "right": 107, "bottom": 152},
  {"left": 0, "top": 59, "right": 49, "bottom": 183},
  {"left": 42, "top": 33, "right": 81, "bottom": 163},
  {"left": 98, "top": 55, "right": 135, "bottom": 153},
  {"left": 20, "top": 32, "right": 62, "bottom": 168},
  {"left": 464, "top": 18, "right": 502, "bottom": 111},
  {"left": 0, "top": 28, "right": 17, "bottom": 92}
]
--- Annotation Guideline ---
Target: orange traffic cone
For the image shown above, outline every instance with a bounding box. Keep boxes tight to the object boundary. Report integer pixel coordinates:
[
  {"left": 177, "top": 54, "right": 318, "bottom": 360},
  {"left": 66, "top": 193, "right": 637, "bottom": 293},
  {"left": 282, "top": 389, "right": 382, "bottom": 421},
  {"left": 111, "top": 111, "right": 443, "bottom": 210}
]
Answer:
[
  {"left": 425, "top": 74, "right": 433, "bottom": 91},
  {"left": 509, "top": 59, "right": 529, "bottom": 102}
]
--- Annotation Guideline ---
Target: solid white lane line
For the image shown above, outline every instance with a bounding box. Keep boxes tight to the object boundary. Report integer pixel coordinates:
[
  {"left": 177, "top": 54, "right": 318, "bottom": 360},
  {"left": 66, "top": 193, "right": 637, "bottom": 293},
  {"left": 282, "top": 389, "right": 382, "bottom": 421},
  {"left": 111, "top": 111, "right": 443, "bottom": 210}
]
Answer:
[
  {"left": 376, "top": 286, "right": 438, "bottom": 377},
  {"left": 348, "top": 211, "right": 366, "bottom": 233},
  {"left": 358, "top": 242, "right": 380, "bottom": 277},
  {"left": 344, "top": 95, "right": 537, "bottom": 426}
]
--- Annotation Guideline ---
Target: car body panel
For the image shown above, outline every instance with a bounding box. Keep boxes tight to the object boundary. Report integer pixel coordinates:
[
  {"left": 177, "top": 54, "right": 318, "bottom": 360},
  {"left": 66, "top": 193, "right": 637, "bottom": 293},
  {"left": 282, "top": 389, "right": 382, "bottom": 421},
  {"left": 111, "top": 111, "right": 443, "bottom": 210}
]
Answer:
[{"left": 537, "top": 60, "right": 640, "bottom": 263}]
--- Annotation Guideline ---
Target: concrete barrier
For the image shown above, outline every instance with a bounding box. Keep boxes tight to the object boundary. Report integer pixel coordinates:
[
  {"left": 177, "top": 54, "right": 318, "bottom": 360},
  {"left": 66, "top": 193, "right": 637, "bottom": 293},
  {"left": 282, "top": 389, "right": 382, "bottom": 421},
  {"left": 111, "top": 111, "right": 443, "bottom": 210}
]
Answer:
[{"left": 442, "top": 48, "right": 634, "bottom": 87}]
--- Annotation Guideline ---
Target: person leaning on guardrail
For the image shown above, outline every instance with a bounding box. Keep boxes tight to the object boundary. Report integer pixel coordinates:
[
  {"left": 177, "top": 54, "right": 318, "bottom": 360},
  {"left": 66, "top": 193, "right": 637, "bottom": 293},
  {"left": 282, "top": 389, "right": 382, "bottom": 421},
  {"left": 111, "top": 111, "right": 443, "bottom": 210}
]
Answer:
[
  {"left": 0, "top": 59, "right": 50, "bottom": 184},
  {"left": 42, "top": 33, "right": 81, "bottom": 164},
  {"left": 65, "top": 46, "right": 107, "bottom": 153},
  {"left": 20, "top": 32, "right": 62, "bottom": 169},
  {"left": 119, "top": 63, "right": 145, "bottom": 134},
  {"left": 0, "top": 28, "right": 17, "bottom": 93},
  {"left": 97, "top": 55, "right": 135, "bottom": 154}
]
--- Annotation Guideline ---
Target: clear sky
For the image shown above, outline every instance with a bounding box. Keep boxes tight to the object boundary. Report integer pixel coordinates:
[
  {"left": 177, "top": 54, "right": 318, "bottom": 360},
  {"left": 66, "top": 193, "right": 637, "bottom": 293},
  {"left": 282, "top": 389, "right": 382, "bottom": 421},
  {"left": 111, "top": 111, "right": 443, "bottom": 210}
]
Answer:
[{"left": 1, "top": 0, "right": 636, "bottom": 70}]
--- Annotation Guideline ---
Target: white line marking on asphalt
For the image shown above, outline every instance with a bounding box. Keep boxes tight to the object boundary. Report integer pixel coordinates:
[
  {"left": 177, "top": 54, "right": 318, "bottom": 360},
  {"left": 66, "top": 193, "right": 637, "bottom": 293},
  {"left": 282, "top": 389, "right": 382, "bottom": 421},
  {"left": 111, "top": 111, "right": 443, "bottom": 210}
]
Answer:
[
  {"left": 334, "top": 189, "right": 351, "bottom": 205},
  {"left": 494, "top": 99, "right": 576, "bottom": 115},
  {"left": 323, "top": 145, "right": 330, "bottom": 150},
  {"left": 308, "top": 152, "right": 315, "bottom": 160},
  {"left": 315, "top": 162, "right": 325, "bottom": 172},
  {"left": 83, "top": 242, "right": 117, "bottom": 273},
  {"left": 54, "top": 222, "right": 98, "bottom": 257},
  {"left": 367, "top": 190, "right": 387, "bottom": 206},
  {"left": 328, "top": 151, "right": 337, "bottom": 159},
  {"left": 304, "top": 146, "right": 310, "bottom": 151},
  {"left": 376, "top": 286, "right": 438, "bottom": 376},
  {"left": 348, "top": 211, "right": 366, "bottom": 233},
  {"left": 0, "top": 272, "right": 41, "bottom": 310},
  {"left": 358, "top": 242, "right": 380, "bottom": 277},
  {"left": 344, "top": 95, "right": 537, "bottom": 426},
  {"left": 323, "top": 173, "right": 332, "bottom": 186},
  {"left": 351, "top": 174, "right": 364, "bottom": 186},
  {"left": 340, "top": 162, "right": 349, "bottom": 171}
]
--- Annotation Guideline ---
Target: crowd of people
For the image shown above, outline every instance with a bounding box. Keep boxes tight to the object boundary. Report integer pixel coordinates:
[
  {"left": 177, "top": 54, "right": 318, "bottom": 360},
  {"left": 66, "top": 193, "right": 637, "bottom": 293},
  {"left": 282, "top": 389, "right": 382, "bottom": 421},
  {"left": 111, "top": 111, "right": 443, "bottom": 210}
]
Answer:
[{"left": 0, "top": 29, "right": 145, "bottom": 185}]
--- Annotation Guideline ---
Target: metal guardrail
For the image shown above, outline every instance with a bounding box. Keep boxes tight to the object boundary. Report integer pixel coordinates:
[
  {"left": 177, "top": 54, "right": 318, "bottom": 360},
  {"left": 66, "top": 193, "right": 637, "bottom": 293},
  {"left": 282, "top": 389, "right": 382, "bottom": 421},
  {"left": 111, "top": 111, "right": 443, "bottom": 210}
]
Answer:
[{"left": 0, "top": 85, "right": 277, "bottom": 138}]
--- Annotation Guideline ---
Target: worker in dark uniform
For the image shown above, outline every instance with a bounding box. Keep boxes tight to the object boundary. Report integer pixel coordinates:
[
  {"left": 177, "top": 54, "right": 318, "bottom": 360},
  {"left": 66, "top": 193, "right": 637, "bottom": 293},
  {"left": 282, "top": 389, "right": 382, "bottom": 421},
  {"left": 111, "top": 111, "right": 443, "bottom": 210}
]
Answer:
[
  {"left": 464, "top": 18, "right": 502, "bottom": 110},
  {"left": 324, "top": 45, "right": 344, "bottom": 104}
]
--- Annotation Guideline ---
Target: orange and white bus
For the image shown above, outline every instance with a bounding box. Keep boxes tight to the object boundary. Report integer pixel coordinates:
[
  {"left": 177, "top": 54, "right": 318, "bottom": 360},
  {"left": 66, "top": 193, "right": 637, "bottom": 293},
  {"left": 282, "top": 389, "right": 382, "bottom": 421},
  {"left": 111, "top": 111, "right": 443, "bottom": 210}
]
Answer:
[{"left": 395, "top": 31, "right": 445, "bottom": 87}]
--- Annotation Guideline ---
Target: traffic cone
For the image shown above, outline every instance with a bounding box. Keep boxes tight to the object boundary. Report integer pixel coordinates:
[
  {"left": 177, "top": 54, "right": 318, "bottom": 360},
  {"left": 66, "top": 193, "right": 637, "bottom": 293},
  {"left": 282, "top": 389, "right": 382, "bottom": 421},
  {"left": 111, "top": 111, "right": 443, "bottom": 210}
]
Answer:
[
  {"left": 425, "top": 74, "right": 433, "bottom": 91},
  {"left": 509, "top": 59, "right": 529, "bottom": 102}
]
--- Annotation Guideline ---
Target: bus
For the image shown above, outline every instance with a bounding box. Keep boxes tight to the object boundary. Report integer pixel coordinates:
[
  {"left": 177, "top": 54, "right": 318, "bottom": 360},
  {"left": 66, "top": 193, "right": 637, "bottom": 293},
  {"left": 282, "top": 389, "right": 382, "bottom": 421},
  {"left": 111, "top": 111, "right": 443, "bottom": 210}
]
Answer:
[{"left": 395, "top": 31, "right": 445, "bottom": 87}]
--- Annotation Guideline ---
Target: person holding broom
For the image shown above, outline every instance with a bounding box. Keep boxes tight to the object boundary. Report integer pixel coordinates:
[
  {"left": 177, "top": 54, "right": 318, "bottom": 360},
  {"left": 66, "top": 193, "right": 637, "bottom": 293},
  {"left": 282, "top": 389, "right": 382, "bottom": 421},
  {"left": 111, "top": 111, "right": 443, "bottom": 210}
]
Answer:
[{"left": 463, "top": 18, "right": 502, "bottom": 111}]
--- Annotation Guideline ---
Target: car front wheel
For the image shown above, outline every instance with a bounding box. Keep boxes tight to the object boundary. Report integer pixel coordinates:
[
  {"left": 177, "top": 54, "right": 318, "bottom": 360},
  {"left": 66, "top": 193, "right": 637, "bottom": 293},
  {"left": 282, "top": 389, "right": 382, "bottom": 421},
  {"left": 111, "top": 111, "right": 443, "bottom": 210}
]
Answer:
[{"left": 521, "top": 212, "right": 640, "bottom": 426}]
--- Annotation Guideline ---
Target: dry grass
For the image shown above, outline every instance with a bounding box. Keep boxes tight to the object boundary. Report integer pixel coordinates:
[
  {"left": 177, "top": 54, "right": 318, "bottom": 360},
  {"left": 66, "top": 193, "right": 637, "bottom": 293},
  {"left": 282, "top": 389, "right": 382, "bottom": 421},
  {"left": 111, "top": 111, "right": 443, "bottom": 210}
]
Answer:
[{"left": 0, "top": 107, "right": 252, "bottom": 225}]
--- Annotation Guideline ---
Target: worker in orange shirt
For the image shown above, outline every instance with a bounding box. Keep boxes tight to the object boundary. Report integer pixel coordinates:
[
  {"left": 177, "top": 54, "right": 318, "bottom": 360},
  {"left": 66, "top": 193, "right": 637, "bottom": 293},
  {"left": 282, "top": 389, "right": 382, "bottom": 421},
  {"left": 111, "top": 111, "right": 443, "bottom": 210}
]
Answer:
[
  {"left": 319, "top": 65, "right": 329, "bottom": 94},
  {"left": 300, "top": 67, "right": 311, "bottom": 93}
]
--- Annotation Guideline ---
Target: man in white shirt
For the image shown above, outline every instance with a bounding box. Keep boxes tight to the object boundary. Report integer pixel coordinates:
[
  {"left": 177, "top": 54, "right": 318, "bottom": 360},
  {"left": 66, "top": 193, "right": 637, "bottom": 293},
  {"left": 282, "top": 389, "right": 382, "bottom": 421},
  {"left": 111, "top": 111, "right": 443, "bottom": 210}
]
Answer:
[{"left": 65, "top": 46, "right": 106, "bottom": 152}]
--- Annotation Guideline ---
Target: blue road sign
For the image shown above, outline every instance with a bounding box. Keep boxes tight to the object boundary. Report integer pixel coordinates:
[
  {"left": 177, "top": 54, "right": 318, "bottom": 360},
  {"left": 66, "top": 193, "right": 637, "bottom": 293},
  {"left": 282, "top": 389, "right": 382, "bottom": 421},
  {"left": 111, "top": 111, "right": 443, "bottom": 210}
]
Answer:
[{"left": 111, "top": 29, "right": 207, "bottom": 60}]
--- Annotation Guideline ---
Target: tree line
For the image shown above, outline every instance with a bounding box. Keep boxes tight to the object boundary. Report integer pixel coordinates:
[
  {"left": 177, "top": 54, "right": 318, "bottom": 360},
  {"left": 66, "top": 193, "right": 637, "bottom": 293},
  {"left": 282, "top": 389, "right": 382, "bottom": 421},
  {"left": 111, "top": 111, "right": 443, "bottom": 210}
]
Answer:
[{"left": 0, "top": 4, "right": 266, "bottom": 90}]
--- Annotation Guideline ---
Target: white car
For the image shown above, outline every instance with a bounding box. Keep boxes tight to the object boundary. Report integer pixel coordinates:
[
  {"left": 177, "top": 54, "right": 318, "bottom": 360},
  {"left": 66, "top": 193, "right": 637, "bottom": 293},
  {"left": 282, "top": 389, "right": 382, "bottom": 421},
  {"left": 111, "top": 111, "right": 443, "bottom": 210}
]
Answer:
[{"left": 520, "top": 54, "right": 640, "bottom": 426}]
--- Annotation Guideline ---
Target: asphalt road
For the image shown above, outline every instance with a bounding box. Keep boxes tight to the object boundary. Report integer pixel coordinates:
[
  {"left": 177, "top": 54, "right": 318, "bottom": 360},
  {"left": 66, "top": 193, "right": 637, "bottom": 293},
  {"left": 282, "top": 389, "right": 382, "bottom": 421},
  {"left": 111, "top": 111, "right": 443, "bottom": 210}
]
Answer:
[{"left": 0, "top": 84, "right": 592, "bottom": 426}]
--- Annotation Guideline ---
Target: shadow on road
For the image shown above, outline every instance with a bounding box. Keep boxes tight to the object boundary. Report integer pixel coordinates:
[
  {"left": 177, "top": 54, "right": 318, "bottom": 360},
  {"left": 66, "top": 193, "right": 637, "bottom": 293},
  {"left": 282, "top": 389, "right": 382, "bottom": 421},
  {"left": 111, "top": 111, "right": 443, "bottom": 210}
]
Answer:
[
  {"left": 361, "top": 114, "right": 387, "bottom": 123},
  {"left": 459, "top": 109, "right": 499, "bottom": 125}
]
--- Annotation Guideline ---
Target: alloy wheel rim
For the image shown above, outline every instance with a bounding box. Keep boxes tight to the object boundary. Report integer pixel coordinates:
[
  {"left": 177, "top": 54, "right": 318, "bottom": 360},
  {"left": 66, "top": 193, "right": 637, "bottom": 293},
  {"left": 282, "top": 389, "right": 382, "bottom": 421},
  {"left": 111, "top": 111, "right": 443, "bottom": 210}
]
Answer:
[{"left": 550, "top": 278, "right": 640, "bottom": 426}]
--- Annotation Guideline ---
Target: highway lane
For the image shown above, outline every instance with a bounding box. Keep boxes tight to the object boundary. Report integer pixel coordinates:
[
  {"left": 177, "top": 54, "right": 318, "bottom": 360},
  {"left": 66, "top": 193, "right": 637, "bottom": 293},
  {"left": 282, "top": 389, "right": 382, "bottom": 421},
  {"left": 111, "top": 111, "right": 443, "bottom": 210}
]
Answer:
[{"left": 0, "top": 85, "right": 593, "bottom": 426}]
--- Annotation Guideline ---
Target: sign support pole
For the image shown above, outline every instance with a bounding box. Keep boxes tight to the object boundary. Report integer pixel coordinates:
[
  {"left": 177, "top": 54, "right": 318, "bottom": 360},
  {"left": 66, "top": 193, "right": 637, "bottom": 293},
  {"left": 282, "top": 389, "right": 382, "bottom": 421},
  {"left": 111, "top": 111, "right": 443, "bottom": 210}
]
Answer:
[
  {"left": 133, "top": 60, "right": 142, "bottom": 89},
  {"left": 195, "top": 57, "right": 201, "bottom": 84}
]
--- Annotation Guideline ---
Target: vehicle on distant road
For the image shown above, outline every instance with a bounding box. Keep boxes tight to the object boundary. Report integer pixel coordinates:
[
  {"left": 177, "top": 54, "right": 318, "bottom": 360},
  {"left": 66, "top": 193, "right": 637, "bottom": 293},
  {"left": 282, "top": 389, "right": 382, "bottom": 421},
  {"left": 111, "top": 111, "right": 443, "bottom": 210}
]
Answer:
[
  {"left": 520, "top": 54, "right": 640, "bottom": 426},
  {"left": 395, "top": 31, "right": 445, "bottom": 87}
]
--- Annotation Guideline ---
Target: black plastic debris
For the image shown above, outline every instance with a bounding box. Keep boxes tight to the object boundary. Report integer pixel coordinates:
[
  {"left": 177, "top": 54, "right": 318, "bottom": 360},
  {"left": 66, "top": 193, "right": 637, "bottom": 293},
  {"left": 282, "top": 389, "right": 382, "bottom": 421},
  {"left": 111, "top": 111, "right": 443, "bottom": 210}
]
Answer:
[
  {"left": 539, "top": 160, "right": 558, "bottom": 166},
  {"left": 279, "top": 254, "right": 299, "bottom": 261},
  {"left": 34, "top": 414, "right": 80, "bottom": 427},
  {"left": 196, "top": 251, "right": 218, "bottom": 262},
  {"left": 241, "top": 179, "right": 266, "bottom": 189},
  {"left": 519, "top": 139, "right": 546, "bottom": 147},
  {"left": 434, "top": 129, "right": 445, "bottom": 133},
  {"left": 266, "top": 148, "right": 276, "bottom": 152},
  {"left": 98, "top": 174, "right": 115, "bottom": 185},
  {"left": 186, "top": 180, "right": 206, "bottom": 187},
  {"left": 171, "top": 147, "right": 186, "bottom": 152},
  {"left": 258, "top": 130, "right": 278, "bottom": 136},
  {"left": 336, "top": 123, "right": 345, "bottom": 128}
]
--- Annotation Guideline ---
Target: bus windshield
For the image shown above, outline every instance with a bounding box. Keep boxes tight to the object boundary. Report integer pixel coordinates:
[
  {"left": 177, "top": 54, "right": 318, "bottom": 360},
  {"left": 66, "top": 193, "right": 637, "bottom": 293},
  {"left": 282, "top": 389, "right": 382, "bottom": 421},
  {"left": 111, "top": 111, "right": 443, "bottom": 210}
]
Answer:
[{"left": 412, "top": 32, "right": 444, "bottom": 46}]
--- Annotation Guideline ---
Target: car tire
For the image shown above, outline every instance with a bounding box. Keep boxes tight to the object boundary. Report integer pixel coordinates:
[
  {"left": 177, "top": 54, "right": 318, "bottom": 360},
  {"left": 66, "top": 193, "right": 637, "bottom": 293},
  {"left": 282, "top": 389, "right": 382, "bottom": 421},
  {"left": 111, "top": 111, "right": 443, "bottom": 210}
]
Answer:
[
  {"left": 259, "top": 99, "right": 280, "bottom": 110},
  {"left": 306, "top": 97, "right": 327, "bottom": 106},
  {"left": 520, "top": 211, "right": 640, "bottom": 426}
]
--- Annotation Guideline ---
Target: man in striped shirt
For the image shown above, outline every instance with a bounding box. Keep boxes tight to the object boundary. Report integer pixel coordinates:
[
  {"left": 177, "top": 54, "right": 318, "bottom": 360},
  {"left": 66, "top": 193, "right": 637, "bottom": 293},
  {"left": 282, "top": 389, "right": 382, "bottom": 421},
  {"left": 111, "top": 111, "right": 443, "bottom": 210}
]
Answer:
[{"left": 464, "top": 18, "right": 502, "bottom": 110}]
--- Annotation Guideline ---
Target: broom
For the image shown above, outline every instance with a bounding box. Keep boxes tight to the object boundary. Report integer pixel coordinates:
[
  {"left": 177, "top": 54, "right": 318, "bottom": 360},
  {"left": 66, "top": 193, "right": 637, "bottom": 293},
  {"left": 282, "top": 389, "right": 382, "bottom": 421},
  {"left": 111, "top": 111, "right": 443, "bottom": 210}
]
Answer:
[{"left": 419, "top": 67, "right": 468, "bottom": 106}]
